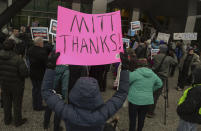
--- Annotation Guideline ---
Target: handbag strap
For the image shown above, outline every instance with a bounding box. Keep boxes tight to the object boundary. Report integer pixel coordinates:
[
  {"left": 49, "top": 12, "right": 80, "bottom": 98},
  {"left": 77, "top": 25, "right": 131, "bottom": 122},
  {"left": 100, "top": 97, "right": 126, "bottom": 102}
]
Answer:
[{"left": 155, "top": 55, "right": 167, "bottom": 72}]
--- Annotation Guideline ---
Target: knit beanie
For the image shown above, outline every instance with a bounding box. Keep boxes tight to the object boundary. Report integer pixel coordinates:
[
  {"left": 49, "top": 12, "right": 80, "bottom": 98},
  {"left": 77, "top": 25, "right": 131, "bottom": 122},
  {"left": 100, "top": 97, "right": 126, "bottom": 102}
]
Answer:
[{"left": 3, "top": 39, "right": 15, "bottom": 51}]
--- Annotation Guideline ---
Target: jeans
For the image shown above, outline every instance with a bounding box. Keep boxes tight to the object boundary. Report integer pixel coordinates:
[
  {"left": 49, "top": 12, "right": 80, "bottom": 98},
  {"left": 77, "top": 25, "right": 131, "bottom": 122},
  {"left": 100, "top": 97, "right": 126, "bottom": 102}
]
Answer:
[
  {"left": 177, "top": 119, "right": 197, "bottom": 131},
  {"left": 31, "top": 78, "right": 43, "bottom": 110},
  {"left": 44, "top": 107, "right": 61, "bottom": 131},
  {"left": 129, "top": 102, "right": 149, "bottom": 131}
]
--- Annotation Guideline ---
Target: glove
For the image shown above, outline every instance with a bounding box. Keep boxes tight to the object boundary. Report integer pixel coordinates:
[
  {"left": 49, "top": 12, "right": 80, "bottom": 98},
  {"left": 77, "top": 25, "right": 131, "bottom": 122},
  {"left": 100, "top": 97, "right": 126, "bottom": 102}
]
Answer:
[
  {"left": 47, "top": 51, "right": 60, "bottom": 69},
  {"left": 120, "top": 52, "right": 129, "bottom": 70}
]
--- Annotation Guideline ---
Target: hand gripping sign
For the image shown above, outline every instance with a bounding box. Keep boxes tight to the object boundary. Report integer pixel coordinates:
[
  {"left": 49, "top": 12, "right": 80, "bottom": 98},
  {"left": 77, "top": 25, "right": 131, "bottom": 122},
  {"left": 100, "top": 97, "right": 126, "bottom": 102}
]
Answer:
[{"left": 56, "top": 6, "right": 123, "bottom": 66}]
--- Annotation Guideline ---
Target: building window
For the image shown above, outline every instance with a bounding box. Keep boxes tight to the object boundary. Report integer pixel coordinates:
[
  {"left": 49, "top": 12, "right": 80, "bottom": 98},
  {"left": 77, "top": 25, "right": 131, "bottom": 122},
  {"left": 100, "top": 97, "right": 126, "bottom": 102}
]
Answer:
[
  {"left": 12, "top": 0, "right": 72, "bottom": 27},
  {"left": 80, "top": 0, "right": 93, "bottom": 14}
]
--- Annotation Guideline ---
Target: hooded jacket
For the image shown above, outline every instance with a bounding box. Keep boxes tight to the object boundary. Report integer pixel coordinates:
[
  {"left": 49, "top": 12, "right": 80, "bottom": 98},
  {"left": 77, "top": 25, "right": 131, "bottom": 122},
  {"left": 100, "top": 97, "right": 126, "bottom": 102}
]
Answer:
[
  {"left": 42, "top": 69, "right": 129, "bottom": 131},
  {"left": 128, "top": 67, "right": 163, "bottom": 105},
  {"left": 0, "top": 50, "right": 28, "bottom": 88},
  {"left": 177, "top": 85, "right": 201, "bottom": 124}
]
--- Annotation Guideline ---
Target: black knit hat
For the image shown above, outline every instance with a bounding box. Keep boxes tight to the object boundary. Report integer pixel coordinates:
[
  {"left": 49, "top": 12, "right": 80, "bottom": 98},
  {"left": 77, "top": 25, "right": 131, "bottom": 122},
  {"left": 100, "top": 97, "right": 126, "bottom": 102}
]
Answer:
[
  {"left": 3, "top": 39, "right": 15, "bottom": 51},
  {"left": 192, "top": 67, "right": 201, "bottom": 84}
]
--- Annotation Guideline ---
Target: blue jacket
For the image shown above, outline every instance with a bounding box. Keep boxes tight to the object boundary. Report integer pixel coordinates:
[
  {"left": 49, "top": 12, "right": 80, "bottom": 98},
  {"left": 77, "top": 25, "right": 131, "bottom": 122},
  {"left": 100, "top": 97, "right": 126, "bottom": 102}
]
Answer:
[{"left": 42, "top": 69, "right": 129, "bottom": 131}]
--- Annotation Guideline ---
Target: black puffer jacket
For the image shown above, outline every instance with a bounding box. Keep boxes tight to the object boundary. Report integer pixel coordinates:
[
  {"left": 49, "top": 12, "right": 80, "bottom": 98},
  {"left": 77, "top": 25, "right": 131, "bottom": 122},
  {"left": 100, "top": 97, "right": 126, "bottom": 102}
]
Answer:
[
  {"left": 177, "top": 85, "right": 201, "bottom": 124},
  {"left": 0, "top": 50, "right": 28, "bottom": 88},
  {"left": 28, "top": 45, "right": 48, "bottom": 80}
]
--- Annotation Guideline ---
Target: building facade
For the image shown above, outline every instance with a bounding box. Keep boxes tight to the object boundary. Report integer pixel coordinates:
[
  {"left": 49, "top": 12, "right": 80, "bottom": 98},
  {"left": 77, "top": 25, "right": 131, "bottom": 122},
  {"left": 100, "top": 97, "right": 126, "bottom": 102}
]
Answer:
[{"left": 1, "top": 0, "right": 199, "bottom": 44}]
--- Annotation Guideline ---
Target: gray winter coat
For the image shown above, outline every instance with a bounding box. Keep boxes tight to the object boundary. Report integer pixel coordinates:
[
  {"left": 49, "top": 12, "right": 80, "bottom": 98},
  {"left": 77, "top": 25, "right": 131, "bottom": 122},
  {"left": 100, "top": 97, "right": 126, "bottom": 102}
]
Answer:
[{"left": 152, "top": 53, "right": 178, "bottom": 78}]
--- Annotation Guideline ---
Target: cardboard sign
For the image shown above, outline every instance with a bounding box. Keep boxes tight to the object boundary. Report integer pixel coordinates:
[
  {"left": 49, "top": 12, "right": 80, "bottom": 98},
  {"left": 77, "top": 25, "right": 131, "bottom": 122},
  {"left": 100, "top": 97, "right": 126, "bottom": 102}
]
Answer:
[
  {"left": 127, "top": 29, "right": 135, "bottom": 37},
  {"left": 156, "top": 32, "right": 170, "bottom": 43},
  {"left": 131, "top": 21, "right": 141, "bottom": 31},
  {"left": 31, "top": 27, "right": 49, "bottom": 41},
  {"left": 122, "top": 38, "right": 130, "bottom": 48},
  {"left": 56, "top": 6, "right": 123, "bottom": 66},
  {"left": 49, "top": 19, "right": 57, "bottom": 36},
  {"left": 151, "top": 49, "right": 160, "bottom": 60},
  {"left": 173, "top": 33, "right": 197, "bottom": 40}
]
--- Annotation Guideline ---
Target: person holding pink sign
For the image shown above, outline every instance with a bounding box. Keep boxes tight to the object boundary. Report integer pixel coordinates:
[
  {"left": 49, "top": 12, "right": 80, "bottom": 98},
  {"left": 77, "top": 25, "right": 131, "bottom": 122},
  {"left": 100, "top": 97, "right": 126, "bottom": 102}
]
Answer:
[{"left": 41, "top": 51, "right": 130, "bottom": 131}]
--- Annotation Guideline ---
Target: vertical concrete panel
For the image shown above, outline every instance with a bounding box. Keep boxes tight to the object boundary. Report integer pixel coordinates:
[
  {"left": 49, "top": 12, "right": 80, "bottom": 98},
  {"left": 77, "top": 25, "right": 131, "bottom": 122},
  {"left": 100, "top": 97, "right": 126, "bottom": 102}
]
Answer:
[
  {"left": 0, "top": 1, "right": 7, "bottom": 14},
  {"left": 72, "top": 2, "right": 81, "bottom": 11},
  {"left": 8, "top": 0, "right": 12, "bottom": 7},
  {"left": 132, "top": 8, "right": 140, "bottom": 21},
  {"left": 92, "top": 0, "right": 107, "bottom": 14}
]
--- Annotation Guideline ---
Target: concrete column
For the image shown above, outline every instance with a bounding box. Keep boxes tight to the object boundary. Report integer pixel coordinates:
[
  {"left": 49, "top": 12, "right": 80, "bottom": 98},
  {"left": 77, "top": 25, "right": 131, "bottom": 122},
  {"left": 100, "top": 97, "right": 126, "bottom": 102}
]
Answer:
[
  {"left": 184, "top": 0, "right": 197, "bottom": 44},
  {"left": 92, "top": 0, "right": 107, "bottom": 14},
  {"left": 0, "top": 1, "right": 7, "bottom": 14},
  {"left": 27, "top": 16, "right": 31, "bottom": 26},
  {"left": 168, "top": 17, "right": 186, "bottom": 32},
  {"left": 8, "top": 0, "right": 12, "bottom": 7},
  {"left": 72, "top": 1, "right": 81, "bottom": 11},
  {"left": 132, "top": 8, "right": 140, "bottom": 21}
]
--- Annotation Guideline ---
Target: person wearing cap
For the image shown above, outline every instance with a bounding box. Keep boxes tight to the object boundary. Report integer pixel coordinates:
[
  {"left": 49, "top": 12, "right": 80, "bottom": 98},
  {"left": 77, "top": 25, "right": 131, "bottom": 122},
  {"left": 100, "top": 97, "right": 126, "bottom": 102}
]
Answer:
[
  {"left": 147, "top": 44, "right": 178, "bottom": 117},
  {"left": 0, "top": 39, "right": 28, "bottom": 127},
  {"left": 177, "top": 47, "right": 200, "bottom": 91},
  {"left": 128, "top": 58, "right": 163, "bottom": 131},
  {"left": 177, "top": 67, "right": 201, "bottom": 131}
]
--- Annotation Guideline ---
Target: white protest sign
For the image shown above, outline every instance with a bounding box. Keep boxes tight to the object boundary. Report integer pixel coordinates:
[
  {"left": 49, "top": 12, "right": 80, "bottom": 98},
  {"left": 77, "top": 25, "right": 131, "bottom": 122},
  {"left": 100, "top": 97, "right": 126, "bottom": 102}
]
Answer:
[
  {"left": 157, "top": 32, "right": 170, "bottom": 43},
  {"left": 173, "top": 33, "right": 197, "bottom": 40},
  {"left": 31, "top": 27, "right": 49, "bottom": 41},
  {"left": 49, "top": 19, "right": 57, "bottom": 36},
  {"left": 131, "top": 21, "right": 141, "bottom": 31},
  {"left": 122, "top": 38, "right": 130, "bottom": 48}
]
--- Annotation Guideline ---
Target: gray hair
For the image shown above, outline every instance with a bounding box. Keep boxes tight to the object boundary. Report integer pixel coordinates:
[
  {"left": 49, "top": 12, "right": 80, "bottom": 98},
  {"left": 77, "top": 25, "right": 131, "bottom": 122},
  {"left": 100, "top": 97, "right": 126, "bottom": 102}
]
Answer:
[{"left": 34, "top": 37, "right": 43, "bottom": 45}]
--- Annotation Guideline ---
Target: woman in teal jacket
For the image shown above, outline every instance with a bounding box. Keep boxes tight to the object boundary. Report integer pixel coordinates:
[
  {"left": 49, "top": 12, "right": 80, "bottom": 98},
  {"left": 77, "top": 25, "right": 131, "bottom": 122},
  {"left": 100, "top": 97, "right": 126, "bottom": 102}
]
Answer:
[{"left": 128, "top": 58, "right": 163, "bottom": 131}]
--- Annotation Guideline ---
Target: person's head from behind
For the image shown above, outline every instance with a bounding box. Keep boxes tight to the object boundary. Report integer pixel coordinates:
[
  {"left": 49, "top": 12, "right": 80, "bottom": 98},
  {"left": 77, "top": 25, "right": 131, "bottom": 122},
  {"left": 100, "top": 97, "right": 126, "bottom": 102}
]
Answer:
[
  {"left": 193, "top": 44, "right": 198, "bottom": 49},
  {"left": 136, "top": 58, "right": 148, "bottom": 69},
  {"left": 13, "top": 28, "right": 19, "bottom": 37},
  {"left": 128, "top": 49, "right": 137, "bottom": 71},
  {"left": 159, "top": 44, "right": 168, "bottom": 54},
  {"left": 34, "top": 37, "right": 44, "bottom": 48},
  {"left": 69, "top": 77, "right": 104, "bottom": 110},
  {"left": 3, "top": 39, "right": 15, "bottom": 51}
]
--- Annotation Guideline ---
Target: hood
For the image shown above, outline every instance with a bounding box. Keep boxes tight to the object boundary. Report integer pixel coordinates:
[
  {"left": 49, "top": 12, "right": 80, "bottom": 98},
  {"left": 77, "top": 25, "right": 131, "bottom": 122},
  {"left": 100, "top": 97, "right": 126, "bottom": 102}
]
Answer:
[
  {"left": 135, "top": 67, "right": 154, "bottom": 78},
  {"left": 0, "top": 50, "right": 14, "bottom": 60},
  {"left": 69, "top": 77, "right": 104, "bottom": 110}
]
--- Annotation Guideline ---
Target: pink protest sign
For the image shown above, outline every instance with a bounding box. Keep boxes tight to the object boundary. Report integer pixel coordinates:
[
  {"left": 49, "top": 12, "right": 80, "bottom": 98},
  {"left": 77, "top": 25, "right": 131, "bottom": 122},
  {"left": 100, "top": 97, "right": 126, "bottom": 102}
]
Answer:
[{"left": 56, "top": 6, "right": 123, "bottom": 65}]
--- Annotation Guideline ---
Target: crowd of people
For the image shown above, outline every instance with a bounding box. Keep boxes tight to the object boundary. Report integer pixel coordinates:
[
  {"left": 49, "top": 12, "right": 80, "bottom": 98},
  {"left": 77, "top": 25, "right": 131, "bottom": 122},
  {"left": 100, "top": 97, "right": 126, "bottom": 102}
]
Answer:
[{"left": 0, "top": 26, "right": 200, "bottom": 131}]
